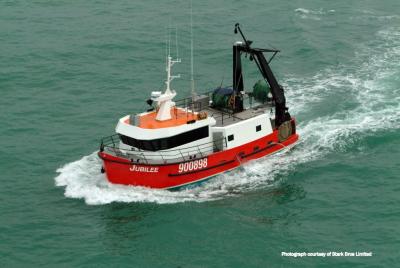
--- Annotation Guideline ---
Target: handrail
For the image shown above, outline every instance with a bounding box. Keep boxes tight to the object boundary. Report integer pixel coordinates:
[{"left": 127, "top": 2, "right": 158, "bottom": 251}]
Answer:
[
  {"left": 100, "top": 134, "right": 227, "bottom": 164},
  {"left": 101, "top": 134, "right": 226, "bottom": 153}
]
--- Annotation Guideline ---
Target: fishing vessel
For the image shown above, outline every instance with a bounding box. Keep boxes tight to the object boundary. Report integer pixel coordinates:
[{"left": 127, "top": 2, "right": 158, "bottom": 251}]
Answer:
[{"left": 98, "top": 24, "right": 299, "bottom": 189}]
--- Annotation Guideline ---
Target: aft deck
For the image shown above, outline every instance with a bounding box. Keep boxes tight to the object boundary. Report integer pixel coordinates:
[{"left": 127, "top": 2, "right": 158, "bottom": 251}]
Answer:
[{"left": 201, "top": 104, "right": 272, "bottom": 127}]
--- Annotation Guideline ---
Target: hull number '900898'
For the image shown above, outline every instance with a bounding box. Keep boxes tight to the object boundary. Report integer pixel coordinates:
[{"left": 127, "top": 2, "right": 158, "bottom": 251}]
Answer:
[{"left": 178, "top": 158, "right": 208, "bottom": 173}]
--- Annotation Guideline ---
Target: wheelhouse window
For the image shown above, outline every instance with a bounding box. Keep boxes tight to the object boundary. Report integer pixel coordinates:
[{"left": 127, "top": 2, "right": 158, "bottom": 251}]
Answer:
[{"left": 119, "top": 126, "right": 209, "bottom": 151}]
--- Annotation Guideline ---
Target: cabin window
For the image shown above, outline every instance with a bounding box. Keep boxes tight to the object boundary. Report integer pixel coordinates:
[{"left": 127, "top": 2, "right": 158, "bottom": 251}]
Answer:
[
  {"left": 120, "top": 126, "right": 209, "bottom": 151},
  {"left": 228, "top": 134, "right": 234, "bottom": 142},
  {"left": 256, "top": 125, "right": 262, "bottom": 132}
]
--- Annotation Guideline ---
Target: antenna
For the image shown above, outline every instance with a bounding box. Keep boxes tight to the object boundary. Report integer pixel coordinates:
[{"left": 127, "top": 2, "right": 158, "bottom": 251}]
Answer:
[
  {"left": 168, "top": 28, "right": 171, "bottom": 58},
  {"left": 219, "top": 76, "right": 224, "bottom": 88},
  {"left": 165, "top": 24, "right": 181, "bottom": 94},
  {"left": 152, "top": 22, "right": 181, "bottom": 121},
  {"left": 175, "top": 26, "right": 179, "bottom": 58},
  {"left": 190, "top": 0, "right": 196, "bottom": 99},
  {"left": 163, "top": 25, "right": 181, "bottom": 94},
  {"left": 165, "top": 29, "right": 168, "bottom": 69}
]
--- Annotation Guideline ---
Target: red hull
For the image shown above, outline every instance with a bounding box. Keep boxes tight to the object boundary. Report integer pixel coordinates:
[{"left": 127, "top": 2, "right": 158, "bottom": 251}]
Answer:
[{"left": 99, "top": 129, "right": 299, "bottom": 189}]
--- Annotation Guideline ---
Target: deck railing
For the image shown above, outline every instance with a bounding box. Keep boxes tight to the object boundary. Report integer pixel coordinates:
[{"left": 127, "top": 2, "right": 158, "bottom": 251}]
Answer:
[
  {"left": 100, "top": 134, "right": 227, "bottom": 165},
  {"left": 166, "top": 90, "right": 247, "bottom": 126}
]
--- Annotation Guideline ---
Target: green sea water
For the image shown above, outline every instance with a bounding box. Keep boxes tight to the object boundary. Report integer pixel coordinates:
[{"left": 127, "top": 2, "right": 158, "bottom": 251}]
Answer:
[{"left": 1, "top": 0, "right": 400, "bottom": 267}]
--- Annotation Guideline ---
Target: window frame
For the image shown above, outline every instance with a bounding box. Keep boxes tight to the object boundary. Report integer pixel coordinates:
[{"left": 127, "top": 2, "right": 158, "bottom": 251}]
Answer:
[{"left": 119, "top": 126, "right": 209, "bottom": 151}]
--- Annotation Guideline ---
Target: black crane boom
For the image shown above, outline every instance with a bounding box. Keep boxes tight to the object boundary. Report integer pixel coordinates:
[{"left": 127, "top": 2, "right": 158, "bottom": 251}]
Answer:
[{"left": 232, "top": 23, "right": 291, "bottom": 127}]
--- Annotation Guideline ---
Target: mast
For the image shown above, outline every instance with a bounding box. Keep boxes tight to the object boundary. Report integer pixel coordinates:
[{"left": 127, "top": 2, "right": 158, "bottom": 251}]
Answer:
[
  {"left": 165, "top": 55, "right": 181, "bottom": 94},
  {"left": 150, "top": 29, "right": 181, "bottom": 121}
]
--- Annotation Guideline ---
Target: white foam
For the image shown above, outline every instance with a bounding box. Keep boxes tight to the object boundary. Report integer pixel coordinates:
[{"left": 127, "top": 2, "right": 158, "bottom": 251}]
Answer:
[
  {"left": 55, "top": 27, "right": 400, "bottom": 205},
  {"left": 294, "top": 8, "right": 334, "bottom": 20},
  {"left": 353, "top": 11, "right": 400, "bottom": 22},
  {"left": 295, "top": 8, "right": 311, "bottom": 14}
]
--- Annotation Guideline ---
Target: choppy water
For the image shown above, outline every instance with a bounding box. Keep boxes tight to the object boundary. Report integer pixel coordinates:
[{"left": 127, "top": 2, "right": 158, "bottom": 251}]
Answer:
[{"left": 1, "top": 0, "right": 399, "bottom": 267}]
